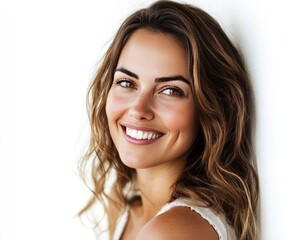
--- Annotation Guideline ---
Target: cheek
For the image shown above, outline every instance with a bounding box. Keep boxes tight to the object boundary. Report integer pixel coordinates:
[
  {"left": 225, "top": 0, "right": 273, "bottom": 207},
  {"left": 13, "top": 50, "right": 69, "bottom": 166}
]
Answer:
[
  {"left": 106, "top": 89, "right": 130, "bottom": 122},
  {"left": 161, "top": 102, "right": 197, "bottom": 133}
]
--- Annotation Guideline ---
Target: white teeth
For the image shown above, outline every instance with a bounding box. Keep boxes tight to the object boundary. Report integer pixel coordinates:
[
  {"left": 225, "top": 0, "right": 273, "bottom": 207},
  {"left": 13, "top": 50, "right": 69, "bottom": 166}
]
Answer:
[
  {"left": 125, "top": 127, "right": 161, "bottom": 140},
  {"left": 143, "top": 132, "right": 148, "bottom": 139},
  {"left": 126, "top": 127, "right": 130, "bottom": 135},
  {"left": 131, "top": 129, "right": 137, "bottom": 139},
  {"left": 148, "top": 132, "right": 153, "bottom": 140},
  {"left": 137, "top": 131, "right": 143, "bottom": 139}
]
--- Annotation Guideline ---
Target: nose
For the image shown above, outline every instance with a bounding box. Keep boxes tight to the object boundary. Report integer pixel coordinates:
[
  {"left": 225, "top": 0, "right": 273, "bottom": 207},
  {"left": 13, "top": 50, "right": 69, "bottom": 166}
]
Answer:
[{"left": 128, "top": 94, "right": 154, "bottom": 121}]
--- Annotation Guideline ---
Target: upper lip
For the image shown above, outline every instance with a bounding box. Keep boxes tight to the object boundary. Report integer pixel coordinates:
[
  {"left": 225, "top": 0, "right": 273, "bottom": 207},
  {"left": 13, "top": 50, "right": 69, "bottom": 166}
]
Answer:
[{"left": 121, "top": 123, "right": 165, "bottom": 135}]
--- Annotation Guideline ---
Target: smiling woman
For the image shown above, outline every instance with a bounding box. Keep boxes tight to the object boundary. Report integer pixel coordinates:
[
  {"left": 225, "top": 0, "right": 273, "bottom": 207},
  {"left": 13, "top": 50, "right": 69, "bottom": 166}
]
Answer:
[
  {"left": 78, "top": 1, "right": 259, "bottom": 240},
  {"left": 106, "top": 29, "right": 198, "bottom": 170}
]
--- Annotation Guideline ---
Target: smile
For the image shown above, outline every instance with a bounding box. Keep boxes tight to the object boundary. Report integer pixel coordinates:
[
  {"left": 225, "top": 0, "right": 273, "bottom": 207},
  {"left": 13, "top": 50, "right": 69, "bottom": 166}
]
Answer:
[{"left": 125, "top": 127, "right": 163, "bottom": 140}]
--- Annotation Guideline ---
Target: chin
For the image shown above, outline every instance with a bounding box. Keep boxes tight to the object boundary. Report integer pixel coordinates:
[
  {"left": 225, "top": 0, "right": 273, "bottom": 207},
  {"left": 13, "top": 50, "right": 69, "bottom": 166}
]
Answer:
[
  {"left": 120, "top": 156, "right": 156, "bottom": 169},
  {"left": 121, "top": 159, "right": 148, "bottom": 169}
]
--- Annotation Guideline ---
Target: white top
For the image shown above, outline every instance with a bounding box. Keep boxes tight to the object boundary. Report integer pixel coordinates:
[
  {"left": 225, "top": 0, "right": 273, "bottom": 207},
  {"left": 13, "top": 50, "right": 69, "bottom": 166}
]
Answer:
[{"left": 112, "top": 198, "right": 236, "bottom": 240}]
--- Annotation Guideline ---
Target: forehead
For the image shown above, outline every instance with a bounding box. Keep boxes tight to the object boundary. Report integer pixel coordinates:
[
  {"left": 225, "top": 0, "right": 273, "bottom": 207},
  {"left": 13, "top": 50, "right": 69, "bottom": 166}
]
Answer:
[{"left": 116, "top": 29, "right": 190, "bottom": 79}]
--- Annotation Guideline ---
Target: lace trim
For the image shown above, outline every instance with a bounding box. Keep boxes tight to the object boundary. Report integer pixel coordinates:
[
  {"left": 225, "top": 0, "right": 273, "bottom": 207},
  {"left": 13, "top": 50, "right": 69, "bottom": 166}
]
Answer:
[
  {"left": 113, "top": 198, "right": 236, "bottom": 240},
  {"left": 157, "top": 199, "right": 226, "bottom": 240}
]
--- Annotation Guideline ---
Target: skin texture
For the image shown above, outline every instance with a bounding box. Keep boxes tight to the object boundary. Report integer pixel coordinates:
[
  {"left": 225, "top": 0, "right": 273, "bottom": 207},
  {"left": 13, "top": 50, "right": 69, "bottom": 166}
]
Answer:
[
  {"left": 106, "top": 29, "right": 198, "bottom": 170},
  {"left": 106, "top": 29, "right": 217, "bottom": 240},
  {"left": 136, "top": 207, "right": 218, "bottom": 240}
]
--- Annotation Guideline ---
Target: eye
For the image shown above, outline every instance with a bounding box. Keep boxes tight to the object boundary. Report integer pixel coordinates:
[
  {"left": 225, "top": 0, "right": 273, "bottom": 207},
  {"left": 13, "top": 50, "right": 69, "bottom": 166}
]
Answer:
[
  {"left": 115, "top": 79, "right": 136, "bottom": 89},
  {"left": 160, "top": 86, "right": 185, "bottom": 97}
]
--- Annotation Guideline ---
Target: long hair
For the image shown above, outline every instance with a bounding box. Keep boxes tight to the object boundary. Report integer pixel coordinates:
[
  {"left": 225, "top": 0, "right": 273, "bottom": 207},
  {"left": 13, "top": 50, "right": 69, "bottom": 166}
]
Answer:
[{"left": 79, "top": 1, "right": 259, "bottom": 239}]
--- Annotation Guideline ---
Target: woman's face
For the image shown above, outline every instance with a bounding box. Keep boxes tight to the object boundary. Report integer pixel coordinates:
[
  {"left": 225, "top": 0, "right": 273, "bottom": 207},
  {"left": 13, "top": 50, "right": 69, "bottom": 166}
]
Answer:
[{"left": 106, "top": 29, "right": 198, "bottom": 169}]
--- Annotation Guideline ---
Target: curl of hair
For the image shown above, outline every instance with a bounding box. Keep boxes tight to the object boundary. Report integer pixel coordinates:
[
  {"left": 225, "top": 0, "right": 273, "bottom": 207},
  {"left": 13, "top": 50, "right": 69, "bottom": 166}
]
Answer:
[{"left": 79, "top": 1, "right": 259, "bottom": 239}]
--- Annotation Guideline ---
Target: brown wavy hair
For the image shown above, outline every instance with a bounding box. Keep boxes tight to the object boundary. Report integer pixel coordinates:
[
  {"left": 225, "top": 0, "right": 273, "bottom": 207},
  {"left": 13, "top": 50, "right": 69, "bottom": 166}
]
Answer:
[{"left": 79, "top": 1, "right": 259, "bottom": 239}]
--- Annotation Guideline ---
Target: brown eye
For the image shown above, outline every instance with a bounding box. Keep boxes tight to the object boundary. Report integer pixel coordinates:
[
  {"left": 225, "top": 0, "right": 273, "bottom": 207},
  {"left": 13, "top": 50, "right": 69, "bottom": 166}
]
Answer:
[
  {"left": 161, "top": 86, "right": 185, "bottom": 97},
  {"left": 116, "top": 79, "right": 136, "bottom": 89}
]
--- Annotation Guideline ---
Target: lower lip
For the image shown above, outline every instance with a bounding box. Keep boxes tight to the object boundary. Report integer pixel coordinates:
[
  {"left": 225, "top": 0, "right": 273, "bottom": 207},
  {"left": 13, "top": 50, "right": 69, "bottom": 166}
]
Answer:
[{"left": 121, "top": 127, "right": 163, "bottom": 145}]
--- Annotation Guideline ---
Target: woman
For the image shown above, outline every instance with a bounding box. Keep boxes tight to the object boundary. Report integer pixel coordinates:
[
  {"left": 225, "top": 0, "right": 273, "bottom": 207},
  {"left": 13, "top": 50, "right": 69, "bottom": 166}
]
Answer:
[{"left": 79, "top": 1, "right": 259, "bottom": 239}]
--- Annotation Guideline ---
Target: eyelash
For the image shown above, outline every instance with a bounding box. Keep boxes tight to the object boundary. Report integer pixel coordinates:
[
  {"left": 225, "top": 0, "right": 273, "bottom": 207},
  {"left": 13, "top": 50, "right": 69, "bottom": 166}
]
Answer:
[
  {"left": 115, "top": 79, "right": 185, "bottom": 97},
  {"left": 115, "top": 79, "right": 136, "bottom": 89},
  {"left": 159, "top": 85, "right": 185, "bottom": 97}
]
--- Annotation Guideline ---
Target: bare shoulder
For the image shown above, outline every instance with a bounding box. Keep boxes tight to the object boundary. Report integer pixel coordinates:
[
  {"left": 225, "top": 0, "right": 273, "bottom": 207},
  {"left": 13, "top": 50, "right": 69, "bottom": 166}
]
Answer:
[{"left": 136, "top": 206, "right": 219, "bottom": 240}]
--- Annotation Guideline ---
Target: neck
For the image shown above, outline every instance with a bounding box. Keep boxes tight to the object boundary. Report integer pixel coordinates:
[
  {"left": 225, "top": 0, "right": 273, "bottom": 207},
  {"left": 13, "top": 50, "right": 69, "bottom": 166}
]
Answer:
[{"left": 135, "top": 159, "right": 185, "bottom": 222}]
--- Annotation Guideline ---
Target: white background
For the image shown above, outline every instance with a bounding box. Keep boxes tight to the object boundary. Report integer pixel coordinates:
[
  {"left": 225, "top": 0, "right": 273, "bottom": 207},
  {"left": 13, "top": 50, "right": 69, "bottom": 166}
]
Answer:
[{"left": 0, "top": 0, "right": 289, "bottom": 239}]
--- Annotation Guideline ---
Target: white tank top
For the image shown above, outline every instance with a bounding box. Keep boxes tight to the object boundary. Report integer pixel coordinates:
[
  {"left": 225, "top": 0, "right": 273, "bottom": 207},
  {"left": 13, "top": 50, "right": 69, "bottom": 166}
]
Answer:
[{"left": 112, "top": 198, "right": 237, "bottom": 240}]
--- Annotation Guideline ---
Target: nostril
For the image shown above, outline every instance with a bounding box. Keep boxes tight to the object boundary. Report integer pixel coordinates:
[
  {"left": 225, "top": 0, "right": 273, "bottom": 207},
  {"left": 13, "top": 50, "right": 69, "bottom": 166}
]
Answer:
[
  {"left": 128, "top": 100, "right": 154, "bottom": 121},
  {"left": 128, "top": 109, "right": 154, "bottom": 121}
]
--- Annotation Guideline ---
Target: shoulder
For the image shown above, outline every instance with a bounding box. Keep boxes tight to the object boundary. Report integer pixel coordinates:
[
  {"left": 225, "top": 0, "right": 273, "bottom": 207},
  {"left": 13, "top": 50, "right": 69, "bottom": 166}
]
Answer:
[{"left": 136, "top": 206, "right": 219, "bottom": 240}]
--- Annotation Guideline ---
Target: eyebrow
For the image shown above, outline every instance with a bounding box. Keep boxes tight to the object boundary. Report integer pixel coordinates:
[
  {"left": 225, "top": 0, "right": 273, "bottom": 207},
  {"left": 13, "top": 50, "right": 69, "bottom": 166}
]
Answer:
[
  {"left": 155, "top": 76, "right": 190, "bottom": 85},
  {"left": 115, "top": 67, "right": 191, "bottom": 85},
  {"left": 115, "top": 67, "right": 139, "bottom": 79}
]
